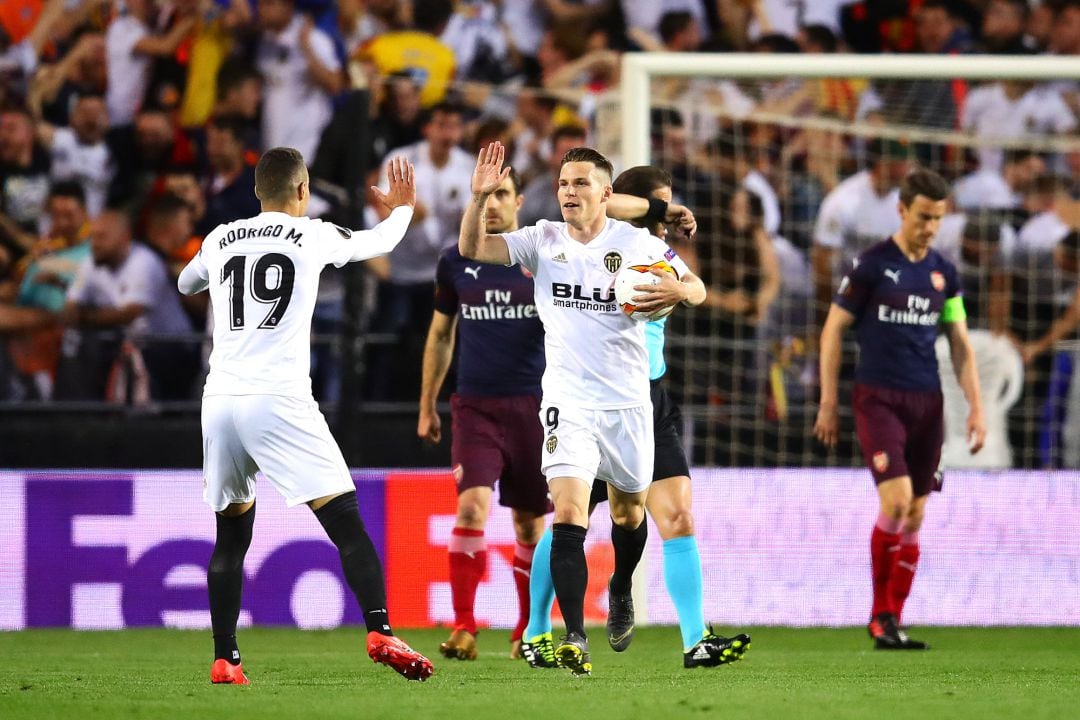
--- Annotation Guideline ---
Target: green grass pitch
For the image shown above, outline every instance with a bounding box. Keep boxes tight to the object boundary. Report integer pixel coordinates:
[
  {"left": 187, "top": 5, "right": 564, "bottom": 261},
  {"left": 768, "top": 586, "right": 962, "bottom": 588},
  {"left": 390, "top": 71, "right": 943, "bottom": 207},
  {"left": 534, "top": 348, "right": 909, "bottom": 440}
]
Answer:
[{"left": 2, "top": 627, "right": 1078, "bottom": 720}]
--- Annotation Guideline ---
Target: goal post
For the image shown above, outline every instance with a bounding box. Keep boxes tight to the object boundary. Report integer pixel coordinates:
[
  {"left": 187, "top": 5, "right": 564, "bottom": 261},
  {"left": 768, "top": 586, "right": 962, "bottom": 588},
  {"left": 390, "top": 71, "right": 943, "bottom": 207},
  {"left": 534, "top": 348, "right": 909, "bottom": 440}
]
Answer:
[
  {"left": 620, "top": 53, "right": 1080, "bottom": 168},
  {"left": 607, "top": 51, "right": 1080, "bottom": 471}
]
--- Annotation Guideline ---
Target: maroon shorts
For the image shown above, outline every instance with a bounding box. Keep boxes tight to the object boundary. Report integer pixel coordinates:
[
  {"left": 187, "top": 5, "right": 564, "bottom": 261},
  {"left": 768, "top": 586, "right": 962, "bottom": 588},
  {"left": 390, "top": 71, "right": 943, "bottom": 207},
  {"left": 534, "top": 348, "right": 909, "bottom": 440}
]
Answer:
[
  {"left": 853, "top": 383, "right": 944, "bottom": 497},
  {"left": 450, "top": 393, "right": 550, "bottom": 515}
]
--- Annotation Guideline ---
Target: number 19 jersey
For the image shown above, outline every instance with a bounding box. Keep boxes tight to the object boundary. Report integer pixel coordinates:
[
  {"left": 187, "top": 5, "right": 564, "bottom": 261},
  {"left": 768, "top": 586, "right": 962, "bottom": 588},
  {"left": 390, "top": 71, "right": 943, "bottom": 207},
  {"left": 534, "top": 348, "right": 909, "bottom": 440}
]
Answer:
[
  {"left": 503, "top": 218, "right": 689, "bottom": 410},
  {"left": 185, "top": 210, "right": 403, "bottom": 397}
]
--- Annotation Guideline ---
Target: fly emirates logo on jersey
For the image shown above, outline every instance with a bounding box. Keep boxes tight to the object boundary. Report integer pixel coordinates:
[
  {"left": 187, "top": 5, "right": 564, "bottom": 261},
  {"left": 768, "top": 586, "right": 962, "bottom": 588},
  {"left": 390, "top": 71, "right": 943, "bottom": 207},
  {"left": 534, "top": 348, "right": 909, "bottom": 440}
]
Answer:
[
  {"left": 460, "top": 289, "right": 537, "bottom": 321},
  {"left": 550, "top": 282, "right": 618, "bottom": 313},
  {"left": 878, "top": 294, "right": 940, "bottom": 326}
]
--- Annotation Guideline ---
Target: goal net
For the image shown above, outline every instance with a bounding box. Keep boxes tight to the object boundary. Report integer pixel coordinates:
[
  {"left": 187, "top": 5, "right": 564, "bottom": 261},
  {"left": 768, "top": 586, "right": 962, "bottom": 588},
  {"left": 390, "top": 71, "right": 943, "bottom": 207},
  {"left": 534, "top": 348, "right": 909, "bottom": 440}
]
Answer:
[{"left": 598, "top": 53, "right": 1080, "bottom": 470}]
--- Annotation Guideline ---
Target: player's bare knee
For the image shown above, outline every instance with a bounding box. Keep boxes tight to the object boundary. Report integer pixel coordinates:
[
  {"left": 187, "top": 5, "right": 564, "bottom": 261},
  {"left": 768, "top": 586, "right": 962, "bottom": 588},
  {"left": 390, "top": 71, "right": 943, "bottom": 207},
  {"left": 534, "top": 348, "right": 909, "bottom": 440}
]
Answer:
[
  {"left": 610, "top": 504, "right": 646, "bottom": 530},
  {"left": 455, "top": 501, "right": 488, "bottom": 529},
  {"left": 512, "top": 514, "right": 544, "bottom": 545},
  {"left": 658, "top": 510, "right": 694, "bottom": 540}
]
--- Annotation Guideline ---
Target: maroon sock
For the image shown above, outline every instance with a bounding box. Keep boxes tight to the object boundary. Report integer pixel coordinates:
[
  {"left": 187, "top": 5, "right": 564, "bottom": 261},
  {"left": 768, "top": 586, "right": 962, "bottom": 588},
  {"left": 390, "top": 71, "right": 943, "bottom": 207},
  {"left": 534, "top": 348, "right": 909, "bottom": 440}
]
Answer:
[
  {"left": 448, "top": 527, "right": 486, "bottom": 634},
  {"left": 870, "top": 513, "right": 903, "bottom": 618},
  {"left": 511, "top": 541, "right": 536, "bottom": 642},
  {"left": 889, "top": 534, "right": 920, "bottom": 624}
]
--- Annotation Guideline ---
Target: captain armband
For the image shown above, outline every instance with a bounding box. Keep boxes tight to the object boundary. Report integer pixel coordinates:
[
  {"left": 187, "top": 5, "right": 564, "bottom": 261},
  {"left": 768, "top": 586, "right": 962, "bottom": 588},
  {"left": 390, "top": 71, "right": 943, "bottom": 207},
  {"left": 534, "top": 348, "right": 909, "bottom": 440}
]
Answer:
[{"left": 940, "top": 296, "right": 967, "bottom": 323}]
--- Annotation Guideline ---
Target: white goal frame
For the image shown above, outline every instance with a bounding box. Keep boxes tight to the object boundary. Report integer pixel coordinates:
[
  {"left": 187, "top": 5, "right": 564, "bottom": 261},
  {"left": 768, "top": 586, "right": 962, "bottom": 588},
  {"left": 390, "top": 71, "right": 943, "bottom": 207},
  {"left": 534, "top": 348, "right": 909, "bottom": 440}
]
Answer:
[{"left": 620, "top": 53, "right": 1080, "bottom": 168}]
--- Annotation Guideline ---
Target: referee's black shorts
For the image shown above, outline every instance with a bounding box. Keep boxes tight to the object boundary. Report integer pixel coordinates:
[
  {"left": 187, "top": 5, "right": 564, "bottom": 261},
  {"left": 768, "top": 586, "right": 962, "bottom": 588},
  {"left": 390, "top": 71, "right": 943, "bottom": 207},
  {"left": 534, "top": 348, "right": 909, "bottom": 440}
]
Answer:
[{"left": 589, "top": 378, "right": 690, "bottom": 506}]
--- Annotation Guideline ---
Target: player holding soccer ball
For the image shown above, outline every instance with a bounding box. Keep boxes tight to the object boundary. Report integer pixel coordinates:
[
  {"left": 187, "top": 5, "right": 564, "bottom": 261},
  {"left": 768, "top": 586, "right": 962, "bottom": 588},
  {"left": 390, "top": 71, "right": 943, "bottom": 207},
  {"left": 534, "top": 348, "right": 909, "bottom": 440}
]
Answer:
[
  {"left": 814, "top": 168, "right": 985, "bottom": 650},
  {"left": 521, "top": 165, "right": 751, "bottom": 670},
  {"left": 459, "top": 142, "right": 705, "bottom": 676},
  {"left": 178, "top": 148, "right": 433, "bottom": 683}
]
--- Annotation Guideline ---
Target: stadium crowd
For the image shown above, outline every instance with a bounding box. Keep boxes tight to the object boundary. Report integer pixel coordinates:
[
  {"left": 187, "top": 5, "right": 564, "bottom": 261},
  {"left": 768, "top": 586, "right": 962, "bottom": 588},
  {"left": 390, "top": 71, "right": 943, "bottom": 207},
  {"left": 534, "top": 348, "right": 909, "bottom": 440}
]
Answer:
[{"left": 1, "top": 0, "right": 1080, "bottom": 468}]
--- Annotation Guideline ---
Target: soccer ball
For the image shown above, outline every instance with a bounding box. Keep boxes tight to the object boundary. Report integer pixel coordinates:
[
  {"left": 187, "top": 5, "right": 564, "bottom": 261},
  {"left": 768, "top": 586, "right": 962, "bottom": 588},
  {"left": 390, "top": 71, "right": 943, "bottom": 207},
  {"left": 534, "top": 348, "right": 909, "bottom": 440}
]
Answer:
[{"left": 614, "top": 260, "right": 679, "bottom": 321}]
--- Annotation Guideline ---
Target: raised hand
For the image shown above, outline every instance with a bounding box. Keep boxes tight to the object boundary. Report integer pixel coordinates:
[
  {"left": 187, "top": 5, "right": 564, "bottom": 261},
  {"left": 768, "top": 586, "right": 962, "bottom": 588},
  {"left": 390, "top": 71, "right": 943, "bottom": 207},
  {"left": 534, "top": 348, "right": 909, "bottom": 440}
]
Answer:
[
  {"left": 472, "top": 141, "right": 511, "bottom": 196},
  {"left": 370, "top": 156, "right": 416, "bottom": 210}
]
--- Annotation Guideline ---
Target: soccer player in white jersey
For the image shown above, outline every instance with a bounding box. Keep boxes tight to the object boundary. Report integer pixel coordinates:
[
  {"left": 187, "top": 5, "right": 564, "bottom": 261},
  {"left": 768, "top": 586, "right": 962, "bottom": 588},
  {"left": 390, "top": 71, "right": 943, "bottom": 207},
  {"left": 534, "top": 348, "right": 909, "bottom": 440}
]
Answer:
[
  {"left": 459, "top": 142, "right": 706, "bottom": 676},
  {"left": 177, "top": 147, "right": 434, "bottom": 684}
]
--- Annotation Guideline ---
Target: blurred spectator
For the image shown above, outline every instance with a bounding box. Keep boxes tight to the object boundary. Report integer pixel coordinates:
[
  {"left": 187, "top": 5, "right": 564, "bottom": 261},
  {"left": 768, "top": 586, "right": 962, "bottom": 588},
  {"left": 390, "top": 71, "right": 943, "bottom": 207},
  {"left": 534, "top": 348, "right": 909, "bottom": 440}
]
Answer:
[
  {"left": 508, "top": 87, "right": 558, "bottom": 184},
  {"left": 1050, "top": 0, "right": 1080, "bottom": 55},
  {"left": 4, "top": 182, "right": 92, "bottom": 400},
  {"left": 178, "top": 0, "right": 253, "bottom": 128},
  {"left": 679, "top": 187, "right": 779, "bottom": 465},
  {"left": 811, "top": 138, "right": 908, "bottom": 325},
  {"left": 357, "top": 0, "right": 456, "bottom": 107},
  {"left": 256, "top": 0, "right": 344, "bottom": 163},
  {"left": 339, "top": 0, "right": 400, "bottom": 56},
  {"left": 747, "top": 0, "right": 846, "bottom": 43},
  {"left": 364, "top": 101, "right": 472, "bottom": 400},
  {"left": 710, "top": 128, "right": 781, "bottom": 237},
  {"left": 622, "top": 0, "right": 707, "bottom": 45},
  {"left": 38, "top": 93, "right": 112, "bottom": 217},
  {"left": 979, "top": 0, "right": 1036, "bottom": 54},
  {"left": 779, "top": 121, "right": 845, "bottom": 250},
  {"left": 200, "top": 114, "right": 260, "bottom": 235},
  {"left": 519, "top": 123, "right": 587, "bottom": 226},
  {"left": 537, "top": 20, "right": 619, "bottom": 92},
  {"left": 105, "top": 0, "right": 196, "bottom": 127},
  {"left": 370, "top": 72, "right": 425, "bottom": 166},
  {"left": 0, "top": 0, "right": 67, "bottom": 97},
  {"left": 962, "top": 81, "right": 1077, "bottom": 173},
  {"left": 933, "top": 210, "right": 1013, "bottom": 333},
  {"left": 954, "top": 148, "right": 1045, "bottom": 213},
  {"left": 0, "top": 106, "right": 51, "bottom": 239},
  {"left": 657, "top": 11, "right": 702, "bottom": 52},
  {"left": 916, "top": 0, "right": 974, "bottom": 54},
  {"left": 211, "top": 62, "right": 263, "bottom": 151},
  {"left": 106, "top": 104, "right": 199, "bottom": 215},
  {"left": 441, "top": 0, "right": 512, "bottom": 83},
  {"left": 57, "top": 208, "right": 194, "bottom": 401},
  {"left": 144, "top": 193, "right": 198, "bottom": 275},
  {"left": 31, "top": 32, "right": 107, "bottom": 128}
]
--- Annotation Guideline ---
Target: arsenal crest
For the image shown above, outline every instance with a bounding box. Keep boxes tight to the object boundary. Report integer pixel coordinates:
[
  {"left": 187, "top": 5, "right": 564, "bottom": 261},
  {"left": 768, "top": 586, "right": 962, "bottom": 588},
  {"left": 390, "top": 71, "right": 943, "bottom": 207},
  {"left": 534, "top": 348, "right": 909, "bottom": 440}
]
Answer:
[
  {"left": 872, "top": 451, "right": 889, "bottom": 474},
  {"left": 930, "top": 271, "right": 945, "bottom": 292},
  {"left": 546, "top": 435, "right": 559, "bottom": 454},
  {"left": 452, "top": 463, "right": 464, "bottom": 485},
  {"left": 603, "top": 251, "right": 623, "bottom": 274}
]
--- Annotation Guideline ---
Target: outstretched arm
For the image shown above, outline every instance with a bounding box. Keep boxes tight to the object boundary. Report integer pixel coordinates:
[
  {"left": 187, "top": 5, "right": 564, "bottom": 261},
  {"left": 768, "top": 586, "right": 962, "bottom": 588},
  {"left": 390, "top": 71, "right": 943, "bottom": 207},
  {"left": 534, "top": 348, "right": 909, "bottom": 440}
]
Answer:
[
  {"left": 347, "top": 156, "right": 416, "bottom": 262},
  {"left": 606, "top": 194, "right": 697, "bottom": 239},
  {"left": 460, "top": 142, "right": 512, "bottom": 265}
]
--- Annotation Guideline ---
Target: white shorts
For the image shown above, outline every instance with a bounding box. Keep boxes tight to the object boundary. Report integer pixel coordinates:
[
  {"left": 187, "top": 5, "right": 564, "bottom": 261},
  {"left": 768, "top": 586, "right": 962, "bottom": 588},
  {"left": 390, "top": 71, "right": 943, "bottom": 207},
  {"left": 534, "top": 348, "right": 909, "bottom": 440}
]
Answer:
[
  {"left": 201, "top": 394, "right": 355, "bottom": 512},
  {"left": 539, "top": 402, "right": 654, "bottom": 494}
]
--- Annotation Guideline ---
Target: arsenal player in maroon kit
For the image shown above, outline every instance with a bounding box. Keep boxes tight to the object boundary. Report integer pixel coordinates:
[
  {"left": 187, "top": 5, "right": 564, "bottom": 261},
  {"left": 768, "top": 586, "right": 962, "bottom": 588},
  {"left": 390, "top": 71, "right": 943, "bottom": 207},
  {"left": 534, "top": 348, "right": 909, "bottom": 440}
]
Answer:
[{"left": 815, "top": 169, "right": 986, "bottom": 650}]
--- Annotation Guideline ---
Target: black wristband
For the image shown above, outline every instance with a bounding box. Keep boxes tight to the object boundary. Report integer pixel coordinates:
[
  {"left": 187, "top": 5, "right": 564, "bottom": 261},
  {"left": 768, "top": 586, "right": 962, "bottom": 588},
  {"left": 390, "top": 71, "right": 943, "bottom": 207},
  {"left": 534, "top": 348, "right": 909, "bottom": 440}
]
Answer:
[{"left": 644, "top": 197, "right": 669, "bottom": 224}]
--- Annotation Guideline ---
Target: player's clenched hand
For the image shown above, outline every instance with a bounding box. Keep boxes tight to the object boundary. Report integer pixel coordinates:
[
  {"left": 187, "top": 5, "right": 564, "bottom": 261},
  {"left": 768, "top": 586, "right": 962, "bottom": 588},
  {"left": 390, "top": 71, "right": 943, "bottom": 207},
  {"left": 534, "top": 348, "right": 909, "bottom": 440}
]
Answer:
[
  {"left": 631, "top": 268, "right": 686, "bottom": 314},
  {"left": 966, "top": 408, "right": 986, "bottom": 454},
  {"left": 665, "top": 203, "right": 697, "bottom": 239},
  {"left": 370, "top": 156, "right": 416, "bottom": 210},
  {"left": 814, "top": 402, "right": 839, "bottom": 448},
  {"left": 472, "top": 141, "right": 511, "bottom": 197},
  {"left": 417, "top": 409, "right": 442, "bottom": 444}
]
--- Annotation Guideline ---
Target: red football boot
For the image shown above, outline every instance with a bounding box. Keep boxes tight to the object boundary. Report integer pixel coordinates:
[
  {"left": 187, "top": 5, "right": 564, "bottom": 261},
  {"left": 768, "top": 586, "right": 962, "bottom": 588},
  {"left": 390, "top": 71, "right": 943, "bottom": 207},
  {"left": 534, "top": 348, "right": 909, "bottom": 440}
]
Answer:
[
  {"left": 210, "top": 659, "right": 250, "bottom": 685},
  {"left": 366, "top": 632, "right": 435, "bottom": 681}
]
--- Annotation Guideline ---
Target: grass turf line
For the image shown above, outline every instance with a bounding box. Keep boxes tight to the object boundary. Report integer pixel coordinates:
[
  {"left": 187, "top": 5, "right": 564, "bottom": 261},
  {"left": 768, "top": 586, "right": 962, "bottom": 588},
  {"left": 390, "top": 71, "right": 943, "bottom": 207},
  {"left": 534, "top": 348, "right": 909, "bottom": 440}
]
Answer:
[{"left": 1, "top": 627, "right": 1077, "bottom": 720}]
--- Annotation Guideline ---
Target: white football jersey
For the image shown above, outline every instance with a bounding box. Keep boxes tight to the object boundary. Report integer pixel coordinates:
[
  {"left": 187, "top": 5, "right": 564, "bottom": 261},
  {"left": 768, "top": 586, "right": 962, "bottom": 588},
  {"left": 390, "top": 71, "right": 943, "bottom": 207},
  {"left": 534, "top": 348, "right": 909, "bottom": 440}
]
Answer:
[
  {"left": 503, "top": 218, "right": 689, "bottom": 410},
  {"left": 182, "top": 208, "right": 412, "bottom": 397}
]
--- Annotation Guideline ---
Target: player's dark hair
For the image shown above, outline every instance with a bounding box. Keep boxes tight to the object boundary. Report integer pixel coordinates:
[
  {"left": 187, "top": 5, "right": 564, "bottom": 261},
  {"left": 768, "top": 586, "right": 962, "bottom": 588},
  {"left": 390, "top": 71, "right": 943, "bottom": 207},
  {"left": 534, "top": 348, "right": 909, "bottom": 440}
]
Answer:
[
  {"left": 613, "top": 166, "right": 672, "bottom": 198},
  {"left": 658, "top": 11, "right": 694, "bottom": 45},
  {"left": 551, "top": 123, "right": 587, "bottom": 146},
  {"left": 48, "top": 180, "right": 86, "bottom": 206},
  {"left": 506, "top": 167, "right": 523, "bottom": 195},
  {"left": 899, "top": 169, "right": 951, "bottom": 206},
  {"left": 560, "top": 147, "right": 614, "bottom": 183},
  {"left": 255, "top": 147, "right": 306, "bottom": 203}
]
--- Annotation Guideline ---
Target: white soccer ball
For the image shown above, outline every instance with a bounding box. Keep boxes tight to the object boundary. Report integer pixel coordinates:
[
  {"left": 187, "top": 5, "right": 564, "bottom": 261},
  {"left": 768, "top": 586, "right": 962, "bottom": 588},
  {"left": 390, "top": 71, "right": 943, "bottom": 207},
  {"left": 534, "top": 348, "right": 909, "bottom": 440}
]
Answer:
[{"left": 614, "top": 259, "right": 679, "bottom": 322}]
